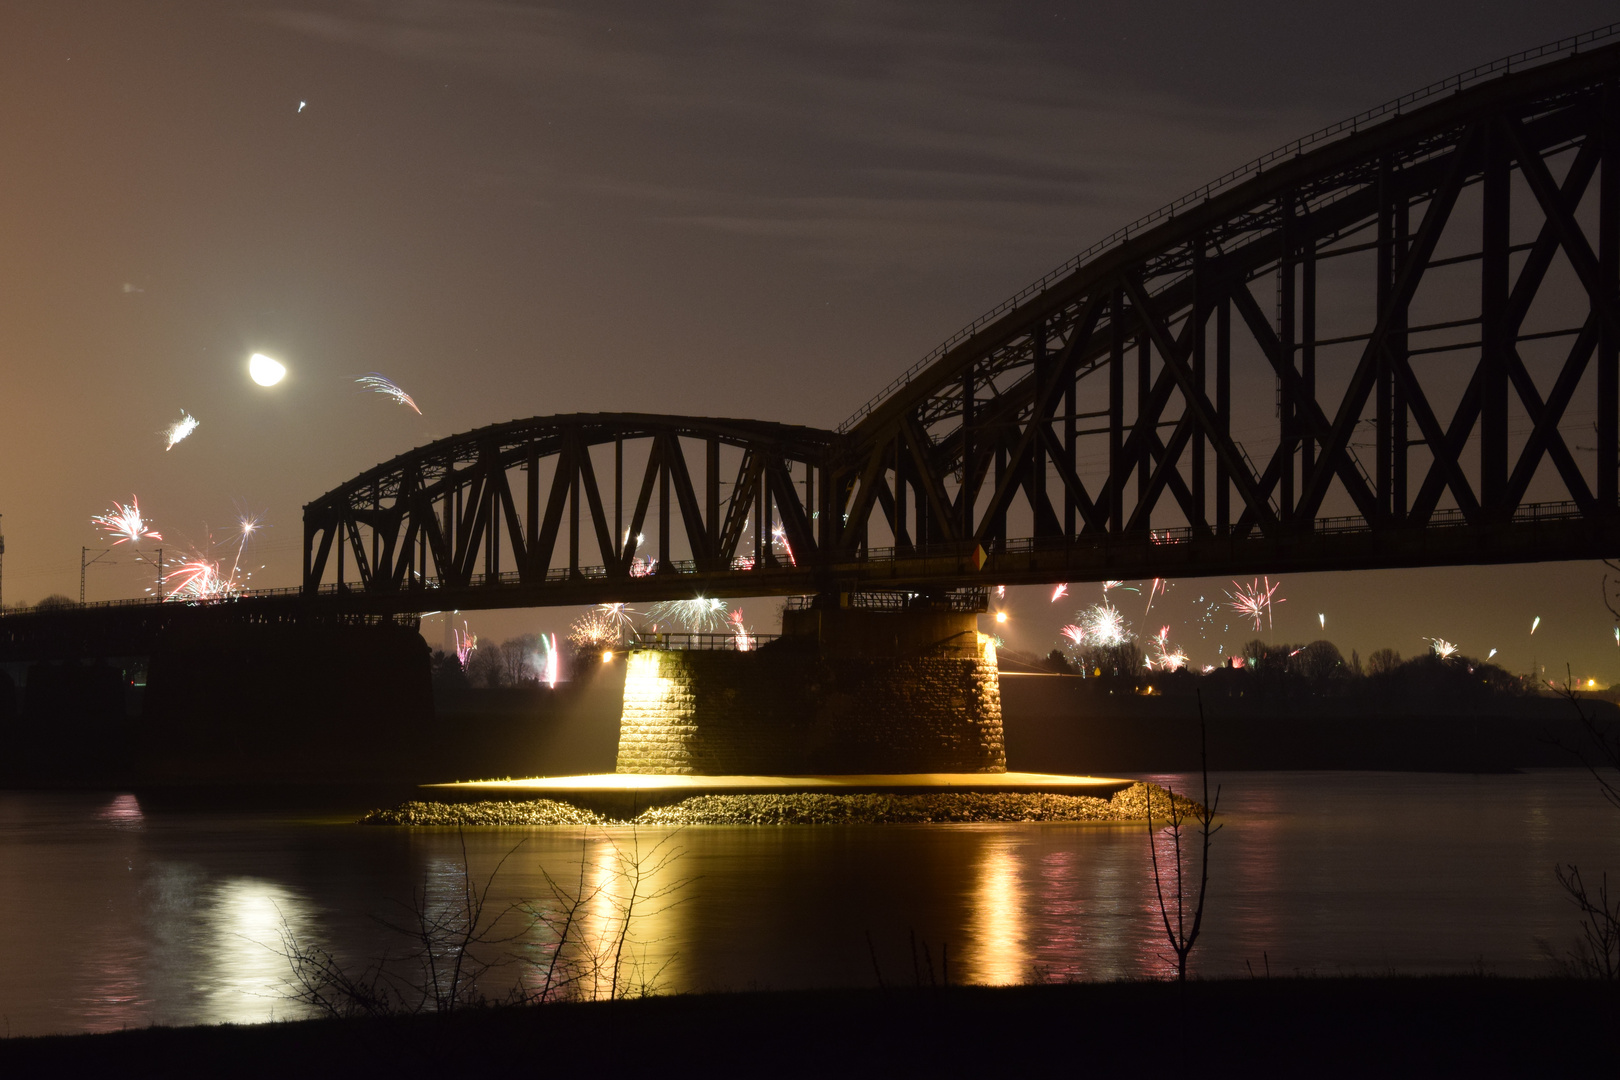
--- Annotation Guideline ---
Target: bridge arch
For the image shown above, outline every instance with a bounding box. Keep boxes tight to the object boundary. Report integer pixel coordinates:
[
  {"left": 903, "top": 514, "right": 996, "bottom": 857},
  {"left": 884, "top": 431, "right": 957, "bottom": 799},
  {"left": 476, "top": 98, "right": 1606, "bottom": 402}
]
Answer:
[
  {"left": 305, "top": 36, "right": 1620, "bottom": 614},
  {"left": 822, "top": 37, "right": 1620, "bottom": 582},
  {"left": 302, "top": 414, "right": 837, "bottom": 609}
]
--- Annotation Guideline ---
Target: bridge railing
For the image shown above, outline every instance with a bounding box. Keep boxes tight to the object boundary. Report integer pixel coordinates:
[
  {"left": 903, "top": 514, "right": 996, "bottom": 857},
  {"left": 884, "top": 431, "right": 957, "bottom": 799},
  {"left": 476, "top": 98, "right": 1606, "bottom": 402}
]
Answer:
[
  {"left": 835, "top": 21, "right": 1620, "bottom": 433},
  {"left": 1314, "top": 500, "right": 1588, "bottom": 535},
  {"left": 628, "top": 632, "right": 782, "bottom": 651},
  {"left": 3, "top": 498, "right": 1603, "bottom": 616}
]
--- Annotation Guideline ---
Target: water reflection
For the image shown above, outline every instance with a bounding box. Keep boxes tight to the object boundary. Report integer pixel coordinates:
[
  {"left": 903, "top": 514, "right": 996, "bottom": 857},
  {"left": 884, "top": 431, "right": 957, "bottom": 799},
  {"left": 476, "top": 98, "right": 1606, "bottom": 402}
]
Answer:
[
  {"left": 4, "top": 772, "right": 1620, "bottom": 1035},
  {"left": 964, "top": 842, "right": 1027, "bottom": 984},
  {"left": 205, "top": 878, "right": 316, "bottom": 1024},
  {"left": 97, "top": 793, "right": 144, "bottom": 829}
]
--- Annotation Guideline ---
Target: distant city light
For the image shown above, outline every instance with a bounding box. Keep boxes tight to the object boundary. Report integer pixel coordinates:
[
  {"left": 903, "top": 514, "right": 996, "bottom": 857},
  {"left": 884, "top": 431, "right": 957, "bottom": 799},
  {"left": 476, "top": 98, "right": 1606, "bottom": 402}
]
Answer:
[
  {"left": 994, "top": 611, "right": 1008, "bottom": 624},
  {"left": 249, "top": 353, "right": 286, "bottom": 386}
]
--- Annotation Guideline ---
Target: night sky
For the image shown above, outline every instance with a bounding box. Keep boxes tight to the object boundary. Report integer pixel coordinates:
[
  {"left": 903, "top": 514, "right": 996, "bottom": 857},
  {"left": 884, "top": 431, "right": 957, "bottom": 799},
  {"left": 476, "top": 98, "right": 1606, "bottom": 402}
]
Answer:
[{"left": 3, "top": 1, "right": 1618, "bottom": 680}]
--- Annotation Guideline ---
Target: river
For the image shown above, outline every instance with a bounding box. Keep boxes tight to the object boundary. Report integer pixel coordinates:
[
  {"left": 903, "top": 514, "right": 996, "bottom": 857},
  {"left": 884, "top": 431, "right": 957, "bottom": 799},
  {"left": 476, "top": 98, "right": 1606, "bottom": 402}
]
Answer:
[{"left": 1, "top": 769, "right": 1616, "bottom": 1036}]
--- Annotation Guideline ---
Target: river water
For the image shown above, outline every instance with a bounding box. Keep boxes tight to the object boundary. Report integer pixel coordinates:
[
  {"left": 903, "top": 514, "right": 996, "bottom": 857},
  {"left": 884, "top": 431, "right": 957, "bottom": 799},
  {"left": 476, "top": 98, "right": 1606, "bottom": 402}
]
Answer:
[{"left": 1, "top": 770, "right": 1616, "bottom": 1036}]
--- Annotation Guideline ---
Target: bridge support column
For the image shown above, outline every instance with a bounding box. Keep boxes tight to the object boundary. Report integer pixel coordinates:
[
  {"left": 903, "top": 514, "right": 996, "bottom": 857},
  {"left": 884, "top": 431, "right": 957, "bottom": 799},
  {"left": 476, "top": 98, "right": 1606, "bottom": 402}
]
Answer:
[{"left": 615, "top": 597, "right": 1005, "bottom": 775}]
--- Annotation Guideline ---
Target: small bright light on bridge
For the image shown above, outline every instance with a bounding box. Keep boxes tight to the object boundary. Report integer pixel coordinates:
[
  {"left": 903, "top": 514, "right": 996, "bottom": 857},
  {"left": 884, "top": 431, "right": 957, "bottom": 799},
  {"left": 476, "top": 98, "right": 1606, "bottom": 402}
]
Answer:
[
  {"left": 994, "top": 611, "right": 1007, "bottom": 624},
  {"left": 602, "top": 650, "right": 613, "bottom": 663},
  {"left": 249, "top": 353, "right": 287, "bottom": 386}
]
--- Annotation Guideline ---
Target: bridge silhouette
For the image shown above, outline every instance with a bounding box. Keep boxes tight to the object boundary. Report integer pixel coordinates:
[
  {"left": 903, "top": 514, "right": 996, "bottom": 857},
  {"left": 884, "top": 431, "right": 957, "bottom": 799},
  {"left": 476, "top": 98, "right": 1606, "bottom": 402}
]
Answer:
[
  {"left": 15, "top": 28, "right": 1620, "bottom": 638},
  {"left": 297, "top": 32, "right": 1620, "bottom": 617}
]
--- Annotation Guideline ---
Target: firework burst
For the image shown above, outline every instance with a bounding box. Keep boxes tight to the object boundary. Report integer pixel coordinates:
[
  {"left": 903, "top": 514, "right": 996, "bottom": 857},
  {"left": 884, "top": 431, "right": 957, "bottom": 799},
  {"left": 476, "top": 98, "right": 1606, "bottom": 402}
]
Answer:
[
  {"left": 92, "top": 497, "right": 162, "bottom": 546},
  {"left": 356, "top": 373, "right": 422, "bottom": 415},
  {"left": 1428, "top": 637, "right": 1459, "bottom": 660},
  {"left": 1060, "top": 624, "right": 1085, "bottom": 648},
  {"left": 1150, "top": 626, "right": 1187, "bottom": 671},
  {"left": 646, "top": 597, "right": 730, "bottom": 633},
  {"left": 1051, "top": 583, "right": 1068, "bottom": 603},
  {"left": 161, "top": 411, "right": 199, "bottom": 451},
  {"left": 163, "top": 556, "right": 242, "bottom": 602},
  {"left": 1227, "top": 577, "right": 1283, "bottom": 632},
  {"left": 569, "top": 609, "right": 620, "bottom": 650},
  {"left": 1077, "top": 602, "right": 1130, "bottom": 647},
  {"left": 597, "top": 603, "right": 639, "bottom": 635}
]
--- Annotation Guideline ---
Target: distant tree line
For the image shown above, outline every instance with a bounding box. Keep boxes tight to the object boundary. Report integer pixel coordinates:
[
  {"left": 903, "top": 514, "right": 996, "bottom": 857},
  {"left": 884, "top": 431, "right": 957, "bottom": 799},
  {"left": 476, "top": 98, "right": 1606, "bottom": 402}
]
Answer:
[
  {"left": 431, "top": 633, "right": 571, "bottom": 691},
  {"left": 1039, "top": 638, "right": 1534, "bottom": 704}
]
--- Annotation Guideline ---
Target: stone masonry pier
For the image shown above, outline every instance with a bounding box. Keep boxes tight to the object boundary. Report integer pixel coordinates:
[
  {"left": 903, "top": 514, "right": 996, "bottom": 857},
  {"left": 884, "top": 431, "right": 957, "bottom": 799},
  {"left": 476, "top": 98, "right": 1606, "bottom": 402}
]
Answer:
[{"left": 614, "top": 599, "right": 1005, "bottom": 775}]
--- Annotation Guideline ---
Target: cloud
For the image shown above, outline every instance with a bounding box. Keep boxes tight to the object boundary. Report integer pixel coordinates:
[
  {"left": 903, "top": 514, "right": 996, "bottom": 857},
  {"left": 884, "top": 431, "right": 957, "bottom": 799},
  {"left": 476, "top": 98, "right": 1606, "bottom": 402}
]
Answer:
[{"left": 256, "top": 1, "right": 1315, "bottom": 272}]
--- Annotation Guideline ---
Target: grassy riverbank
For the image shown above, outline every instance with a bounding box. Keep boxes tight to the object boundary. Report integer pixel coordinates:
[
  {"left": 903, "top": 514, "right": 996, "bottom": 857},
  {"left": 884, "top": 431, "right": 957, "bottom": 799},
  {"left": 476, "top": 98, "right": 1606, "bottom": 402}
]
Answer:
[{"left": 4, "top": 979, "right": 1613, "bottom": 1076}]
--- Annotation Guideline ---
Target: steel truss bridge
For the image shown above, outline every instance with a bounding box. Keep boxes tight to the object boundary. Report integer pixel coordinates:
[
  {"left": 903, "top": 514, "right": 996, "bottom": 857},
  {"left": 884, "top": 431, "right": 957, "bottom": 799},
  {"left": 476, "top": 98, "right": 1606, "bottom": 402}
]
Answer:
[{"left": 290, "top": 32, "right": 1620, "bottom": 617}]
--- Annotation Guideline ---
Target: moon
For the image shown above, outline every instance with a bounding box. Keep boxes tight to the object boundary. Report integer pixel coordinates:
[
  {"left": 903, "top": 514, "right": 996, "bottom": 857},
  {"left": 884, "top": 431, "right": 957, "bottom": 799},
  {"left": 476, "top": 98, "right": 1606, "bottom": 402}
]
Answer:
[{"left": 249, "top": 353, "right": 286, "bottom": 386}]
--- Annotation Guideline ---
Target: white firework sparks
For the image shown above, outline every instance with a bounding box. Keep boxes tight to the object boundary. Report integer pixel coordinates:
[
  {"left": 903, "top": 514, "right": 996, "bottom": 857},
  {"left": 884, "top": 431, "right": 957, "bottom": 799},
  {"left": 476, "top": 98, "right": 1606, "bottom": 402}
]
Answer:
[
  {"left": 161, "top": 411, "right": 199, "bottom": 451},
  {"left": 1428, "top": 637, "right": 1459, "bottom": 660},
  {"left": 356, "top": 373, "right": 422, "bottom": 415},
  {"left": 1078, "top": 602, "right": 1130, "bottom": 647},
  {"left": 646, "top": 597, "right": 730, "bottom": 633}
]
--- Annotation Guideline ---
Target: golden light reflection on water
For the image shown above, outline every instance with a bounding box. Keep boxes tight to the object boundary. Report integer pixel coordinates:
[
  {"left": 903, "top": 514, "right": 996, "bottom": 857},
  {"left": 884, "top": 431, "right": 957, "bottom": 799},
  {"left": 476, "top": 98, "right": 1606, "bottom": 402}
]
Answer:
[{"left": 962, "top": 841, "right": 1028, "bottom": 984}]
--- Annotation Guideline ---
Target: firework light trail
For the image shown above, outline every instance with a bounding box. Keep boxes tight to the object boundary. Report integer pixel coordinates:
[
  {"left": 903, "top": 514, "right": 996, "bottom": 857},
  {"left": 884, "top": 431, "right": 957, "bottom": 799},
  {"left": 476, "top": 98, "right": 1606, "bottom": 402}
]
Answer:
[
  {"left": 1227, "top": 577, "right": 1283, "bottom": 632},
  {"left": 1530, "top": 616, "right": 1541, "bottom": 635},
  {"left": 92, "top": 497, "right": 162, "bottom": 546},
  {"left": 161, "top": 411, "right": 199, "bottom": 451},
  {"left": 1429, "top": 638, "right": 1459, "bottom": 660},
  {"left": 1051, "top": 583, "right": 1068, "bottom": 603},
  {"left": 1143, "top": 578, "right": 1165, "bottom": 616},
  {"left": 729, "top": 609, "right": 754, "bottom": 651},
  {"left": 538, "top": 633, "right": 560, "bottom": 688},
  {"left": 356, "top": 373, "right": 422, "bottom": 415},
  {"left": 770, "top": 525, "right": 796, "bottom": 568},
  {"left": 454, "top": 623, "right": 477, "bottom": 667},
  {"left": 1488, "top": 648, "right": 1499, "bottom": 659},
  {"left": 1060, "top": 624, "right": 1084, "bottom": 647}
]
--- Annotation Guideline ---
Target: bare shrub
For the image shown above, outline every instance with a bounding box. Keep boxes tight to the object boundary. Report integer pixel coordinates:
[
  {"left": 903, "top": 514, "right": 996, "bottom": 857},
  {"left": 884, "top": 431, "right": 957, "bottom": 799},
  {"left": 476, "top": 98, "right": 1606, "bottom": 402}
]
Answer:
[{"left": 1146, "top": 690, "right": 1221, "bottom": 982}]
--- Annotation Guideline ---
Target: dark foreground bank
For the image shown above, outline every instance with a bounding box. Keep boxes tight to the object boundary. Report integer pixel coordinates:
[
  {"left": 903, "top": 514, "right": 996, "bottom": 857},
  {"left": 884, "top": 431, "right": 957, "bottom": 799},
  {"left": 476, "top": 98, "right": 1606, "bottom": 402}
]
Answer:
[{"left": 3, "top": 979, "right": 1612, "bottom": 1077}]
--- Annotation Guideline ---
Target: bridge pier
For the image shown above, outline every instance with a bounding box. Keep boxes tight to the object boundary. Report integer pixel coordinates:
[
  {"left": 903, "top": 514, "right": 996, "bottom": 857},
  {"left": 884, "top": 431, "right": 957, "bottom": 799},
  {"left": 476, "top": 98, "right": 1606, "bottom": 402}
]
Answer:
[{"left": 614, "top": 595, "right": 1005, "bottom": 775}]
